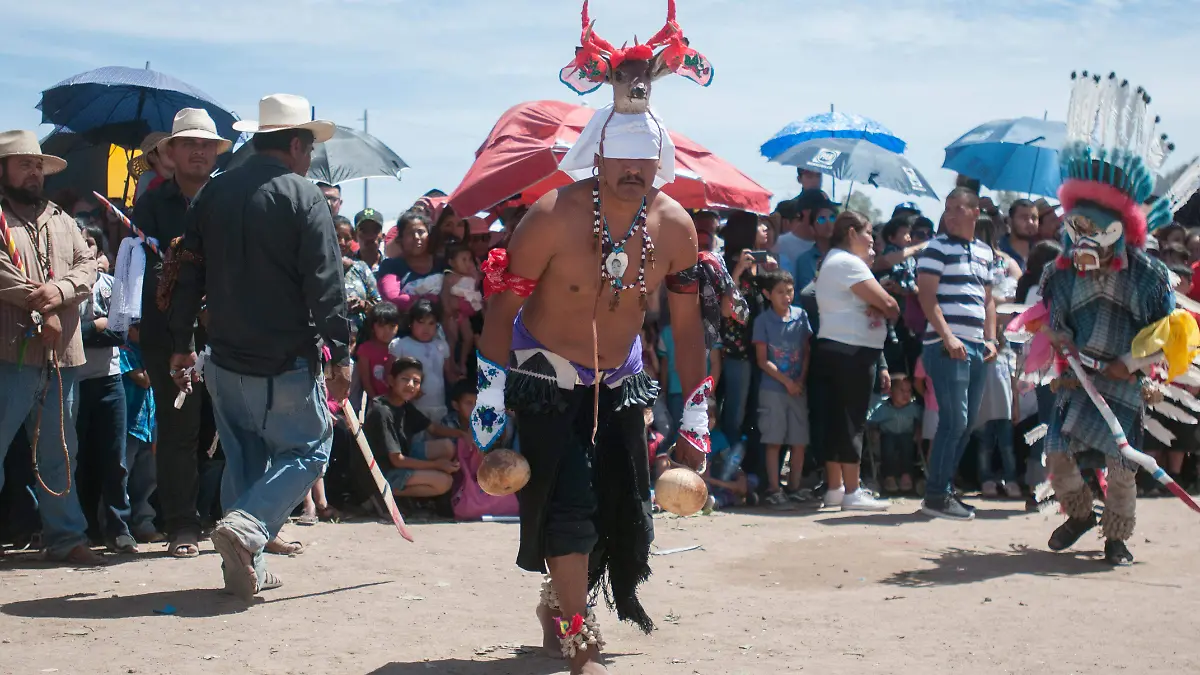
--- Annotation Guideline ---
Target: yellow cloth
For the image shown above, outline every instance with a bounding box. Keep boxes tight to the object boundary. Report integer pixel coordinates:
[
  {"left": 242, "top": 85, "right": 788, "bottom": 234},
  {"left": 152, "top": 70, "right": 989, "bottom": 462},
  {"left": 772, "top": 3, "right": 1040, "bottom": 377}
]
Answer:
[{"left": 1132, "top": 309, "right": 1200, "bottom": 381}]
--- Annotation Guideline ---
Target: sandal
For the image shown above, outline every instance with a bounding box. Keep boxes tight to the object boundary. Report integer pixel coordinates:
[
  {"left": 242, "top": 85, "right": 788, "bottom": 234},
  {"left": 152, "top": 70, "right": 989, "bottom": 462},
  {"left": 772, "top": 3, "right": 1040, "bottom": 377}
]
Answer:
[
  {"left": 170, "top": 533, "right": 201, "bottom": 559},
  {"left": 295, "top": 514, "right": 319, "bottom": 527},
  {"left": 49, "top": 544, "right": 108, "bottom": 567},
  {"left": 265, "top": 537, "right": 304, "bottom": 556},
  {"left": 259, "top": 570, "right": 284, "bottom": 592},
  {"left": 317, "top": 505, "right": 341, "bottom": 522},
  {"left": 107, "top": 534, "right": 139, "bottom": 555}
]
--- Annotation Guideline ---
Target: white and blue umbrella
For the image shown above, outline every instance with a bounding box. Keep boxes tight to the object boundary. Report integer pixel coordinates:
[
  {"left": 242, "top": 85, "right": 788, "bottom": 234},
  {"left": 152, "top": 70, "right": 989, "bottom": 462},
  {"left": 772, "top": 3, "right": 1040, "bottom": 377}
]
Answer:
[
  {"left": 761, "top": 111, "right": 906, "bottom": 161},
  {"left": 772, "top": 138, "right": 938, "bottom": 200},
  {"left": 942, "top": 117, "right": 1065, "bottom": 197}
]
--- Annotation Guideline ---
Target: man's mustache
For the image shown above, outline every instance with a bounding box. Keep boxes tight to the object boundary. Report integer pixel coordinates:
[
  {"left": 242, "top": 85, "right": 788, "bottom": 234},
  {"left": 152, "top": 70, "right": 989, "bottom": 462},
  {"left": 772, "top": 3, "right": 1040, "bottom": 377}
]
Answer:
[{"left": 619, "top": 176, "right": 644, "bottom": 185}]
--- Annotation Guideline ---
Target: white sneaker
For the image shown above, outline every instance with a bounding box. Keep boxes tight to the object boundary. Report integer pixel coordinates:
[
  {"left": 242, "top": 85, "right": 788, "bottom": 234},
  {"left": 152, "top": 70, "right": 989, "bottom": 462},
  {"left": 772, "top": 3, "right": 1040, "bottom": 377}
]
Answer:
[
  {"left": 822, "top": 486, "right": 845, "bottom": 508},
  {"left": 842, "top": 488, "right": 890, "bottom": 512}
]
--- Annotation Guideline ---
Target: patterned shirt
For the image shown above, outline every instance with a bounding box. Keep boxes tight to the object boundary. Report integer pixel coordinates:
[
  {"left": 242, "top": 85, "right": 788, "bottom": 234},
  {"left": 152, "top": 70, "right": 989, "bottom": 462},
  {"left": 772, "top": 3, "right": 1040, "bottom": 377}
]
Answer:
[
  {"left": 915, "top": 234, "right": 995, "bottom": 344},
  {"left": 344, "top": 259, "right": 381, "bottom": 335}
]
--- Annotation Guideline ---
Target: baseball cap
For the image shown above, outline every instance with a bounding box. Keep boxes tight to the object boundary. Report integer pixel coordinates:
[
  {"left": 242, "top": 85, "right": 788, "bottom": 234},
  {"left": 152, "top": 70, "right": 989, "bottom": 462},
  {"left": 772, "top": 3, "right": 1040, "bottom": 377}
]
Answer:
[
  {"left": 354, "top": 208, "right": 384, "bottom": 227},
  {"left": 793, "top": 189, "right": 840, "bottom": 214},
  {"left": 892, "top": 201, "right": 921, "bottom": 218},
  {"left": 775, "top": 198, "right": 800, "bottom": 220}
]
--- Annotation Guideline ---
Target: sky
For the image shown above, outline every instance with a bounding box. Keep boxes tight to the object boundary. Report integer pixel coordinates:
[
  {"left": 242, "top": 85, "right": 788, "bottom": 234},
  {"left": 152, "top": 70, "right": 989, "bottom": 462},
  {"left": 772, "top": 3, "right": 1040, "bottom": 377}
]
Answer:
[{"left": 3, "top": 0, "right": 1198, "bottom": 224}]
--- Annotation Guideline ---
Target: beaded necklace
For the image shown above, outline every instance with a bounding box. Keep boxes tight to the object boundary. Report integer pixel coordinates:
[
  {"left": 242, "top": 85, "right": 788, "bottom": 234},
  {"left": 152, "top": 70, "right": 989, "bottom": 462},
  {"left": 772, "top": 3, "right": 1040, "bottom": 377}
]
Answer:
[{"left": 592, "top": 180, "right": 656, "bottom": 310}]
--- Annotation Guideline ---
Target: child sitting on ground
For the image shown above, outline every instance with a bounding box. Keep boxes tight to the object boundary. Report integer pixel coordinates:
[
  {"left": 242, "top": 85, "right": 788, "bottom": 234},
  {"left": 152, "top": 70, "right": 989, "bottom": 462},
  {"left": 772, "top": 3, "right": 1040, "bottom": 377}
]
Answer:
[
  {"left": 357, "top": 301, "right": 402, "bottom": 398},
  {"left": 752, "top": 269, "right": 811, "bottom": 508},
  {"left": 440, "top": 241, "right": 482, "bottom": 378},
  {"left": 390, "top": 300, "right": 455, "bottom": 422},
  {"left": 702, "top": 399, "right": 751, "bottom": 509},
  {"left": 363, "top": 357, "right": 463, "bottom": 499},
  {"left": 866, "top": 374, "right": 922, "bottom": 494}
]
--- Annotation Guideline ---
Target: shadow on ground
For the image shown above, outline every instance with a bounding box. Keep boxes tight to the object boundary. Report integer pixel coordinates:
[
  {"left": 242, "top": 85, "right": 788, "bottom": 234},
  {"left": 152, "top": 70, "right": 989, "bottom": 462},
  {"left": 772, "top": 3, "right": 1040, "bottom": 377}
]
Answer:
[
  {"left": 366, "top": 652, "right": 637, "bottom": 675},
  {"left": 814, "top": 507, "right": 1028, "bottom": 527},
  {"left": 1, "top": 581, "right": 392, "bottom": 620},
  {"left": 881, "top": 544, "right": 1110, "bottom": 587}
]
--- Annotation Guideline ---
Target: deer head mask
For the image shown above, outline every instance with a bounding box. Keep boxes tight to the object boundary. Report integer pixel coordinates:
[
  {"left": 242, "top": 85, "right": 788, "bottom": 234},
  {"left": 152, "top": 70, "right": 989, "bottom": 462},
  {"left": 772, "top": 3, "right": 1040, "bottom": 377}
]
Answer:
[{"left": 559, "top": 0, "right": 714, "bottom": 114}]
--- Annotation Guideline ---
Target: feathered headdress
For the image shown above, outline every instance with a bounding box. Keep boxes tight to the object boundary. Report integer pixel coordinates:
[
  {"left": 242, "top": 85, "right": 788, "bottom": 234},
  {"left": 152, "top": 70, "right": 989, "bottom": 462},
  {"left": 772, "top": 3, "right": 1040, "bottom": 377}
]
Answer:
[
  {"left": 558, "top": 0, "right": 714, "bottom": 96},
  {"left": 1059, "top": 71, "right": 1200, "bottom": 259}
]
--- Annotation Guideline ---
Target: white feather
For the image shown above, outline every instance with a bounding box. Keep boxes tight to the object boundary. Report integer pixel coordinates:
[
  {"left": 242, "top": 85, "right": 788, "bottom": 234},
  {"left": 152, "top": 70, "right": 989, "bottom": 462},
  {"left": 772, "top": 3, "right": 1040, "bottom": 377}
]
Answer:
[
  {"left": 1116, "top": 80, "right": 1136, "bottom": 150},
  {"left": 1150, "top": 400, "right": 1197, "bottom": 424},
  {"left": 1144, "top": 416, "right": 1176, "bottom": 446},
  {"left": 1164, "top": 159, "right": 1200, "bottom": 216},
  {"left": 1024, "top": 424, "right": 1048, "bottom": 446},
  {"left": 1160, "top": 384, "right": 1200, "bottom": 412},
  {"left": 1175, "top": 368, "right": 1200, "bottom": 387},
  {"left": 1148, "top": 134, "right": 1173, "bottom": 174},
  {"left": 1065, "top": 71, "right": 1095, "bottom": 144}
]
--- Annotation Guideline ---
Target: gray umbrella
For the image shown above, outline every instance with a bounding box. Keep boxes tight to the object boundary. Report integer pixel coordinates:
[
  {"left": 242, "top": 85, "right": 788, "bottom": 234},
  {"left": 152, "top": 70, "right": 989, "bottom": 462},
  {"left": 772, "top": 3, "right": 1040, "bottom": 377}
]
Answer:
[
  {"left": 225, "top": 125, "right": 407, "bottom": 184},
  {"left": 771, "top": 137, "right": 938, "bottom": 200}
]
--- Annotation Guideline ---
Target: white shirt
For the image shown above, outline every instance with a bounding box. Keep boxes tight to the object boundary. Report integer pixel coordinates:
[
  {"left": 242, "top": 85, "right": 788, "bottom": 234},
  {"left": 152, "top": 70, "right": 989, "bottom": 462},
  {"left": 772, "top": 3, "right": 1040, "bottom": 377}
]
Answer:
[
  {"left": 773, "top": 232, "right": 814, "bottom": 280},
  {"left": 815, "top": 248, "right": 886, "bottom": 348},
  {"left": 388, "top": 335, "right": 451, "bottom": 420}
]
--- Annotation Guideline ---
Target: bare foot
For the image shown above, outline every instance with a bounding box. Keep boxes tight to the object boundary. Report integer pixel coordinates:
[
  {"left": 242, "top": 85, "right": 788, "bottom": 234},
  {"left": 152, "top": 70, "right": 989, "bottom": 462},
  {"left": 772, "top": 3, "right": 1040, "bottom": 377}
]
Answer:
[
  {"left": 569, "top": 650, "right": 607, "bottom": 674},
  {"left": 535, "top": 602, "right": 561, "bottom": 659}
]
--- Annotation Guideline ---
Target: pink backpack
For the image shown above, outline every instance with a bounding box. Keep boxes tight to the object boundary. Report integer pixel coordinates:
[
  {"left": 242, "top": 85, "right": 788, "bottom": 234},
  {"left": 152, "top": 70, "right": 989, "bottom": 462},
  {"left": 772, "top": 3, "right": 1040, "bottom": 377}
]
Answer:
[{"left": 451, "top": 438, "right": 520, "bottom": 521}]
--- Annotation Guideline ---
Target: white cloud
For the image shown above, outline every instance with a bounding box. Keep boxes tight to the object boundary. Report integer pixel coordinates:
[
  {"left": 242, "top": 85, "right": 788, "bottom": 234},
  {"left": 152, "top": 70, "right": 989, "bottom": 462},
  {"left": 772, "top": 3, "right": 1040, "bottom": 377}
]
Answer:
[{"left": 2, "top": 0, "right": 1196, "bottom": 220}]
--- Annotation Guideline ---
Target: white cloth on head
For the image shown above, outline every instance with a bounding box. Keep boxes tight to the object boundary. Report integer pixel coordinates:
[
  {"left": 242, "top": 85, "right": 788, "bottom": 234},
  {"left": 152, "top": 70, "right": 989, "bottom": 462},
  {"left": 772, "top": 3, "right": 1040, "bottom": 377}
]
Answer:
[
  {"left": 110, "top": 236, "right": 151, "bottom": 334},
  {"left": 559, "top": 104, "right": 676, "bottom": 187}
]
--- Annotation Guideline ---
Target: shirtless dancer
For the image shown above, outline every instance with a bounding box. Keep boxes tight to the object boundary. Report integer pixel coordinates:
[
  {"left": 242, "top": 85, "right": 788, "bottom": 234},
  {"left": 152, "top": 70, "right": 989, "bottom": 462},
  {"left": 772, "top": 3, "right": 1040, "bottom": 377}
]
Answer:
[{"left": 470, "top": 5, "right": 716, "bottom": 672}]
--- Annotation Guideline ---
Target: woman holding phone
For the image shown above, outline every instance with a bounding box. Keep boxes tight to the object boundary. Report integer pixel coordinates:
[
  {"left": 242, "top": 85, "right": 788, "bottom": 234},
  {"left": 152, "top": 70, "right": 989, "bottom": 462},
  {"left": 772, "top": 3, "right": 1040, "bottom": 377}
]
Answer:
[
  {"left": 812, "top": 210, "right": 898, "bottom": 511},
  {"left": 719, "top": 213, "right": 777, "bottom": 451}
]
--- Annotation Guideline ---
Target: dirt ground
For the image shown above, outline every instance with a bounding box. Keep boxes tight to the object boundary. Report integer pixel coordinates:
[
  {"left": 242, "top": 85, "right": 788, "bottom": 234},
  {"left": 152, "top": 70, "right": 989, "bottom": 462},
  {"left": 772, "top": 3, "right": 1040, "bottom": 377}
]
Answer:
[{"left": 1, "top": 497, "right": 1197, "bottom": 675}]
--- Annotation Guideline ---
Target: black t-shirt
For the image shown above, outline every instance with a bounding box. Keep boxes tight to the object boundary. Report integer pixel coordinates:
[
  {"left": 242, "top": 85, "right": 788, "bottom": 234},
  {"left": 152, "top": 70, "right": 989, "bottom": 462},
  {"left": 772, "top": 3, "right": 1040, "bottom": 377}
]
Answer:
[{"left": 363, "top": 396, "right": 431, "bottom": 470}]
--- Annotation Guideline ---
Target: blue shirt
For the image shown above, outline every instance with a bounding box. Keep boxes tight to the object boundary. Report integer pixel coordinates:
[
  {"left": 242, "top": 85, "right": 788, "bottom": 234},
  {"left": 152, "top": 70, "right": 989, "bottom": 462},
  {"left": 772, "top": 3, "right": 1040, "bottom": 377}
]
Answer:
[
  {"left": 867, "top": 399, "right": 922, "bottom": 435},
  {"left": 751, "top": 306, "right": 812, "bottom": 394},
  {"left": 120, "top": 345, "right": 156, "bottom": 443},
  {"left": 998, "top": 235, "right": 1027, "bottom": 272},
  {"left": 793, "top": 246, "right": 824, "bottom": 300},
  {"left": 657, "top": 325, "right": 715, "bottom": 396}
]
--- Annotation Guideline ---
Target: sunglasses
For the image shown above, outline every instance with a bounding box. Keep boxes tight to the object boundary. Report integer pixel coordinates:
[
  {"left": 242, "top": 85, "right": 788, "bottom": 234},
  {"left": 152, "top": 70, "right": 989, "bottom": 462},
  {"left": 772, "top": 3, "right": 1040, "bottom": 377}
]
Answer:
[{"left": 815, "top": 215, "right": 836, "bottom": 225}]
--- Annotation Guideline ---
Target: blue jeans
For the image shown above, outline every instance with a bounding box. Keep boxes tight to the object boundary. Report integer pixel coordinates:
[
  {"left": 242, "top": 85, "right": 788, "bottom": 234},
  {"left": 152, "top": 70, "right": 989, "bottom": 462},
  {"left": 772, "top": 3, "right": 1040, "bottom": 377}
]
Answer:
[
  {"left": 720, "top": 358, "right": 752, "bottom": 441},
  {"left": 974, "top": 419, "right": 1016, "bottom": 484},
  {"left": 206, "top": 358, "right": 332, "bottom": 564},
  {"left": 126, "top": 436, "right": 157, "bottom": 534},
  {"left": 0, "top": 362, "right": 88, "bottom": 557},
  {"left": 74, "top": 375, "right": 131, "bottom": 540},
  {"left": 923, "top": 341, "right": 988, "bottom": 501}
]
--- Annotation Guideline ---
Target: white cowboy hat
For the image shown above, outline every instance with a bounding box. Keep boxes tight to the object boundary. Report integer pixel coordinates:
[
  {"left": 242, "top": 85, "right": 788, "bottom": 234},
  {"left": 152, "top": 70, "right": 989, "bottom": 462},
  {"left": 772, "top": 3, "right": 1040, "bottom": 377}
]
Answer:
[
  {"left": 127, "top": 131, "right": 169, "bottom": 177},
  {"left": 156, "top": 108, "right": 233, "bottom": 154},
  {"left": 0, "top": 130, "right": 67, "bottom": 175},
  {"left": 232, "top": 94, "right": 335, "bottom": 143}
]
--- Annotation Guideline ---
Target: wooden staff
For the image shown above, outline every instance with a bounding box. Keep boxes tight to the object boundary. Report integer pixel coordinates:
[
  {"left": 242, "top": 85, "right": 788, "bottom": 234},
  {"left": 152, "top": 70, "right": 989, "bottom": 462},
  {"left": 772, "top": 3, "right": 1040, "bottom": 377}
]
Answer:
[{"left": 340, "top": 399, "right": 414, "bottom": 542}]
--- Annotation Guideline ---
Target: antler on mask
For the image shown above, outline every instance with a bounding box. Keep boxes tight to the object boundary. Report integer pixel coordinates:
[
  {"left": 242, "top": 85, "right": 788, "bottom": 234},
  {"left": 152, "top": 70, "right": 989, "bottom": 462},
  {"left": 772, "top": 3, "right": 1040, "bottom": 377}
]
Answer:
[{"left": 558, "top": 0, "right": 714, "bottom": 104}]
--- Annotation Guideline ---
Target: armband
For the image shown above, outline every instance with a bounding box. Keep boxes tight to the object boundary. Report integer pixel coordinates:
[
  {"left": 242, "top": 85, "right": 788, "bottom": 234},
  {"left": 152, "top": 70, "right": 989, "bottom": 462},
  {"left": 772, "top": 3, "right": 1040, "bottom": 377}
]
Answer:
[
  {"left": 676, "top": 377, "right": 714, "bottom": 454},
  {"left": 482, "top": 248, "right": 537, "bottom": 299},
  {"left": 664, "top": 263, "right": 701, "bottom": 294}
]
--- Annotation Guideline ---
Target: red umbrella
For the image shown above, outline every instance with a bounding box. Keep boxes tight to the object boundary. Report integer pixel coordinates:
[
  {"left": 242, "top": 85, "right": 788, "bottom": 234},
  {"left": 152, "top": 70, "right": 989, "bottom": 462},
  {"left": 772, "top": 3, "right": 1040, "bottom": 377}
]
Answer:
[{"left": 448, "top": 100, "right": 772, "bottom": 216}]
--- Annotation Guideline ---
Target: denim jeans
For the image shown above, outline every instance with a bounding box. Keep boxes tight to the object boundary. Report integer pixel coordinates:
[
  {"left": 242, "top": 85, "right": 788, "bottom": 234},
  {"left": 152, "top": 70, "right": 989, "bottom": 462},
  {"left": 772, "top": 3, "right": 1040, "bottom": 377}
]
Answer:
[
  {"left": 974, "top": 419, "right": 1016, "bottom": 484},
  {"left": 664, "top": 393, "right": 684, "bottom": 449},
  {"left": 922, "top": 341, "right": 988, "bottom": 501},
  {"left": 126, "top": 436, "right": 157, "bottom": 534},
  {"left": 74, "top": 374, "right": 131, "bottom": 540},
  {"left": 0, "top": 362, "right": 88, "bottom": 557},
  {"left": 720, "top": 358, "right": 752, "bottom": 442},
  {"left": 206, "top": 358, "right": 331, "bottom": 566}
]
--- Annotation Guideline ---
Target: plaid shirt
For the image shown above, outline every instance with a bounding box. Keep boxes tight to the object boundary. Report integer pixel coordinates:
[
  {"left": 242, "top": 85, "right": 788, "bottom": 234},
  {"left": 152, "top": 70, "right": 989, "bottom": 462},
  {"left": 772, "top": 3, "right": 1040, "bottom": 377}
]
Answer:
[{"left": 1042, "top": 251, "right": 1173, "bottom": 459}]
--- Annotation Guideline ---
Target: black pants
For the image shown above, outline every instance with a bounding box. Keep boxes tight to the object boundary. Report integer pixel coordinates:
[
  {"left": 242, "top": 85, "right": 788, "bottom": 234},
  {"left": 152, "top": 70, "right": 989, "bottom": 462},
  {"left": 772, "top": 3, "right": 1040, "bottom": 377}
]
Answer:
[
  {"left": 75, "top": 374, "right": 131, "bottom": 540},
  {"left": 145, "top": 350, "right": 202, "bottom": 538},
  {"left": 811, "top": 340, "right": 880, "bottom": 464},
  {"left": 0, "top": 434, "right": 39, "bottom": 543},
  {"left": 880, "top": 431, "right": 916, "bottom": 479}
]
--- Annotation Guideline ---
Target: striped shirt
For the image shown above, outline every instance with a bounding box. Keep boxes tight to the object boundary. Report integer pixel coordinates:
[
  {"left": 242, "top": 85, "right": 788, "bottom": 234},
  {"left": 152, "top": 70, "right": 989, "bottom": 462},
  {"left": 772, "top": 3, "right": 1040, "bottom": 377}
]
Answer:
[{"left": 916, "top": 234, "right": 994, "bottom": 344}]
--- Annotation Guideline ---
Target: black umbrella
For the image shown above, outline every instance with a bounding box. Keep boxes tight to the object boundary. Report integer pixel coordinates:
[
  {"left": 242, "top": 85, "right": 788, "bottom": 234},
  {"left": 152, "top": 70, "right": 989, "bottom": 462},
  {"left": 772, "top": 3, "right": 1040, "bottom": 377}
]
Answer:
[{"left": 224, "top": 125, "right": 407, "bottom": 184}]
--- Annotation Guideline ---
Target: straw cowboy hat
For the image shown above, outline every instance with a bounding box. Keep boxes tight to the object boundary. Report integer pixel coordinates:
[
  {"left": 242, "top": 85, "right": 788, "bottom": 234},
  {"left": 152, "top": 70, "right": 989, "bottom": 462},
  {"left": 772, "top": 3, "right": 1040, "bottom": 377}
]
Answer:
[
  {"left": 126, "top": 131, "right": 169, "bottom": 178},
  {"left": 232, "top": 94, "right": 335, "bottom": 143},
  {"left": 0, "top": 130, "right": 67, "bottom": 175},
  {"left": 156, "top": 108, "right": 233, "bottom": 155}
]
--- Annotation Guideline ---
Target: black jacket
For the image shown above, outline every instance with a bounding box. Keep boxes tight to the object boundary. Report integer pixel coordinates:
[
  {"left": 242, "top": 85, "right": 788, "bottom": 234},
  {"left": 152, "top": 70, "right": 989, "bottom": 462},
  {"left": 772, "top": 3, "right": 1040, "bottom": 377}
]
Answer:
[
  {"left": 167, "top": 154, "right": 351, "bottom": 376},
  {"left": 131, "top": 179, "right": 191, "bottom": 355}
]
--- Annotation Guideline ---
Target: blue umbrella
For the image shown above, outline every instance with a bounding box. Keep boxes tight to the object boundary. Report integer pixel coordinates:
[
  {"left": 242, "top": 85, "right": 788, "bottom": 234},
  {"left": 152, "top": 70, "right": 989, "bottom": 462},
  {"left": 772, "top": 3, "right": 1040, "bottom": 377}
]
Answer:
[
  {"left": 942, "top": 117, "right": 1065, "bottom": 197},
  {"left": 761, "top": 111, "right": 906, "bottom": 161},
  {"left": 772, "top": 138, "right": 939, "bottom": 200},
  {"left": 38, "top": 65, "right": 239, "bottom": 149}
]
